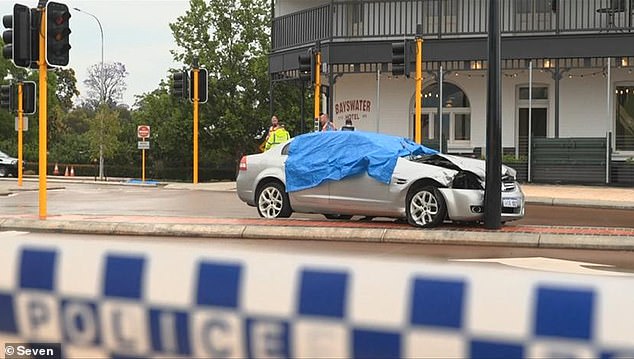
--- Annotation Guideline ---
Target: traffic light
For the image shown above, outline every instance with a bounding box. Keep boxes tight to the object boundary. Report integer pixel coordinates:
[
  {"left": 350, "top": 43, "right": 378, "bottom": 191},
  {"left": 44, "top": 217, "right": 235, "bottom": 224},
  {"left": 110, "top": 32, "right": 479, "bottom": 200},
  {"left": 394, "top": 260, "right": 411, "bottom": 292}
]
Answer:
[
  {"left": 190, "top": 68, "right": 208, "bottom": 104},
  {"left": 172, "top": 71, "right": 189, "bottom": 99},
  {"left": 392, "top": 41, "right": 406, "bottom": 76},
  {"left": 298, "top": 51, "right": 313, "bottom": 82},
  {"left": 2, "top": 4, "right": 32, "bottom": 68},
  {"left": 0, "top": 84, "right": 14, "bottom": 112},
  {"left": 22, "top": 81, "right": 36, "bottom": 115},
  {"left": 46, "top": 1, "right": 71, "bottom": 67},
  {"left": 29, "top": 8, "right": 41, "bottom": 69}
]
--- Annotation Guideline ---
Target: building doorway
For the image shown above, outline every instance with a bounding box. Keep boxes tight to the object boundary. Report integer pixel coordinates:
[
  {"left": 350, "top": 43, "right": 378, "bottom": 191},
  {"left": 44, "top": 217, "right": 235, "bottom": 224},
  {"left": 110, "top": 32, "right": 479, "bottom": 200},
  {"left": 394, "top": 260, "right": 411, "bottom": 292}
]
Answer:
[
  {"left": 615, "top": 85, "right": 634, "bottom": 152},
  {"left": 516, "top": 85, "right": 549, "bottom": 156},
  {"left": 518, "top": 108, "right": 547, "bottom": 155}
]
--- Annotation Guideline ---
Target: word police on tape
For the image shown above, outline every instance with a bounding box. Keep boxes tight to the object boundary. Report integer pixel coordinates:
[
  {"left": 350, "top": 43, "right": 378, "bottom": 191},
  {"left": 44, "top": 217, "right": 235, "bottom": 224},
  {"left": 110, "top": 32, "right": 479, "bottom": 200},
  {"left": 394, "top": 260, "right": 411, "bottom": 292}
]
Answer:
[{"left": 0, "top": 236, "right": 634, "bottom": 358}]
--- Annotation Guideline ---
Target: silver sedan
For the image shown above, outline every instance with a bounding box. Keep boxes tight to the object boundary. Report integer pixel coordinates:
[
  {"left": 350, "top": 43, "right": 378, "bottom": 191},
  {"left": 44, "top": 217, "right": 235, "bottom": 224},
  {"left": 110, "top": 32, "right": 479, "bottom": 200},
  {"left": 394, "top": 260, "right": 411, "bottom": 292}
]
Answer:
[{"left": 237, "top": 137, "right": 524, "bottom": 228}]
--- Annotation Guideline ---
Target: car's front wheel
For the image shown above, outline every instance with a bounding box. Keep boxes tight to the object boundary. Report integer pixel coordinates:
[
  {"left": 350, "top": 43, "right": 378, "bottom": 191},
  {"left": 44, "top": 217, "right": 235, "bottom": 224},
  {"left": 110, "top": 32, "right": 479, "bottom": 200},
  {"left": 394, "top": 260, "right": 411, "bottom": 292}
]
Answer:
[
  {"left": 406, "top": 185, "right": 447, "bottom": 228},
  {"left": 256, "top": 181, "right": 292, "bottom": 218},
  {"left": 0, "top": 166, "right": 7, "bottom": 177}
]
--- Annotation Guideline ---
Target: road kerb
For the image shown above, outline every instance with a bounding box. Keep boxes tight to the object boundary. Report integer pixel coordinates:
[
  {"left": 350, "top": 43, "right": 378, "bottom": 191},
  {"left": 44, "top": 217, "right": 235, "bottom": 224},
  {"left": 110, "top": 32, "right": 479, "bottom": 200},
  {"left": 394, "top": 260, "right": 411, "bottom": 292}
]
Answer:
[
  {"left": 2, "top": 218, "right": 634, "bottom": 251},
  {"left": 242, "top": 225, "right": 386, "bottom": 242},
  {"left": 382, "top": 229, "right": 540, "bottom": 246},
  {"left": 538, "top": 233, "right": 634, "bottom": 250},
  {"left": 111, "top": 222, "right": 246, "bottom": 238},
  {"left": 0, "top": 218, "right": 119, "bottom": 235}
]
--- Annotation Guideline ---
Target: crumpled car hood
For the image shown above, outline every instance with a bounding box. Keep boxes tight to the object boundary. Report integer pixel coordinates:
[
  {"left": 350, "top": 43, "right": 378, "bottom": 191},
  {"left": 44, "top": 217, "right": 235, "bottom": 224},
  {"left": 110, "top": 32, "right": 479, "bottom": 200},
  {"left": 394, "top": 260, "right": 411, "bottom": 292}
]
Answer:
[{"left": 424, "top": 154, "right": 517, "bottom": 180}]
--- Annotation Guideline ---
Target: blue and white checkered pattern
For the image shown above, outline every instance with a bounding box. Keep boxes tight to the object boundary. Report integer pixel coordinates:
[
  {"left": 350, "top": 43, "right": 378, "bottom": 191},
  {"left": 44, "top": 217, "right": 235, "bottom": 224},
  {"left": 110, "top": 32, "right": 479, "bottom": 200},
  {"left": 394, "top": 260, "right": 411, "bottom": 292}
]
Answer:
[{"left": 1, "top": 235, "right": 634, "bottom": 358}]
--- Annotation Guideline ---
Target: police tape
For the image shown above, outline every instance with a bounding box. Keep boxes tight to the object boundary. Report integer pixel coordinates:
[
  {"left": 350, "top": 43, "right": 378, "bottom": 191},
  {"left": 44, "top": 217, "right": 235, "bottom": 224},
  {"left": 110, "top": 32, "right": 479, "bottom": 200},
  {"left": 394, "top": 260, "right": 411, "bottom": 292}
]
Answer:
[{"left": 0, "top": 234, "right": 634, "bottom": 358}]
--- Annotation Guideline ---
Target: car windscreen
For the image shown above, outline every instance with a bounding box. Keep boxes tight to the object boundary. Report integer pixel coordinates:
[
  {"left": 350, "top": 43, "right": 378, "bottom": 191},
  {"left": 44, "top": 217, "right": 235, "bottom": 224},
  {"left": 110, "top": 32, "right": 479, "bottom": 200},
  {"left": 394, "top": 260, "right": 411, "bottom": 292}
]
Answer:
[{"left": 0, "top": 151, "right": 9, "bottom": 158}]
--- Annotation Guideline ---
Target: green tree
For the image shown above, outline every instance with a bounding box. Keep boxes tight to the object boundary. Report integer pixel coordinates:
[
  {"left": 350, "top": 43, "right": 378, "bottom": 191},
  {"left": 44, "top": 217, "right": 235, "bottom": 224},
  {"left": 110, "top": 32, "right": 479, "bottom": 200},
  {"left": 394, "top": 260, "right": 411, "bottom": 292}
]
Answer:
[
  {"left": 55, "top": 68, "right": 80, "bottom": 111},
  {"left": 169, "top": 0, "right": 272, "bottom": 165},
  {"left": 86, "top": 105, "right": 121, "bottom": 161}
]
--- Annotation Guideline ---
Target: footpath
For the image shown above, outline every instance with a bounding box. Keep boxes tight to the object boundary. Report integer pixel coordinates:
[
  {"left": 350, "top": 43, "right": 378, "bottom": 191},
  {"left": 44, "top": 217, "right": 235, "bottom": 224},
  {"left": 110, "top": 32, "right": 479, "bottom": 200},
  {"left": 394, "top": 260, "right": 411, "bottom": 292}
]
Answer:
[{"left": 1, "top": 177, "right": 634, "bottom": 250}]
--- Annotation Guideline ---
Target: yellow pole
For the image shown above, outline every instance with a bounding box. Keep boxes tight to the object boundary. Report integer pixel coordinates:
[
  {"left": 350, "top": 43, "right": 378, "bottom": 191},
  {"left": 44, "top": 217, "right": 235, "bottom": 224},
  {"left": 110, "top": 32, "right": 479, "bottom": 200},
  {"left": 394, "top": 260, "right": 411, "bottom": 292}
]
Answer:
[
  {"left": 38, "top": 8, "right": 47, "bottom": 220},
  {"left": 17, "top": 82, "right": 23, "bottom": 187},
  {"left": 193, "top": 68, "right": 199, "bottom": 184},
  {"left": 142, "top": 147, "right": 146, "bottom": 183},
  {"left": 313, "top": 51, "right": 321, "bottom": 131},
  {"left": 415, "top": 38, "right": 423, "bottom": 144}
]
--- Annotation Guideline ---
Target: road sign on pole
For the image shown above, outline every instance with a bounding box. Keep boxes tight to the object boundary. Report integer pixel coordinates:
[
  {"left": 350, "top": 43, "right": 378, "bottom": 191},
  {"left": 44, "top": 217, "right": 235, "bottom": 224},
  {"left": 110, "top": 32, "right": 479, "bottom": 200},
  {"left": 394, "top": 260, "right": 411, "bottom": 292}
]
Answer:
[
  {"left": 137, "top": 125, "right": 150, "bottom": 139},
  {"left": 14, "top": 116, "right": 28, "bottom": 131},
  {"left": 137, "top": 141, "right": 150, "bottom": 150}
]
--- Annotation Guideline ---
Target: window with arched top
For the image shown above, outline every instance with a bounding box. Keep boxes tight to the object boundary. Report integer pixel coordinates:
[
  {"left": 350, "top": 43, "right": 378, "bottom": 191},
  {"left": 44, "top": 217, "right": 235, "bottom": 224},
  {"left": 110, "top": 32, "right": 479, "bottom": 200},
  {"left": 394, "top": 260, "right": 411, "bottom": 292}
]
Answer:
[{"left": 411, "top": 82, "right": 471, "bottom": 148}]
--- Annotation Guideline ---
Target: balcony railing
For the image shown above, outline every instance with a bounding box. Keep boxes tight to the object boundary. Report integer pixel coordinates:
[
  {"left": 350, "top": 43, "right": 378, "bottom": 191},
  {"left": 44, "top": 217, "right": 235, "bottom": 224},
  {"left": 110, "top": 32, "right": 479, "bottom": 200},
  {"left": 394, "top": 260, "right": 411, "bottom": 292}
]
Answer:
[{"left": 272, "top": 0, "right": 634, "bottom": 50}]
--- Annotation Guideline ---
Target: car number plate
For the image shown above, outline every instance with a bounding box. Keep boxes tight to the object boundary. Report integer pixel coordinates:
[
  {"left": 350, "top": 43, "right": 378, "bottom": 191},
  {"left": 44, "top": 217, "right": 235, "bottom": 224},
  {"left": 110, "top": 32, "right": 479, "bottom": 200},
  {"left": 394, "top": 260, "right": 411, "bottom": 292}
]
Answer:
[{"left": 503, "top": 198, "right": 519, "bottom": 208}]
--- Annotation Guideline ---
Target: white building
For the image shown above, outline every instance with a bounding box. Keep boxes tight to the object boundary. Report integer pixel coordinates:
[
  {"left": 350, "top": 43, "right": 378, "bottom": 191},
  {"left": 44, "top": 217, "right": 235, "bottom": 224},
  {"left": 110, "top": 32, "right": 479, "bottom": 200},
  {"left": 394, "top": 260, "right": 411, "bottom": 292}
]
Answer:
[{"left": 270, "top": 0, "right": 634, "bottom": 184}]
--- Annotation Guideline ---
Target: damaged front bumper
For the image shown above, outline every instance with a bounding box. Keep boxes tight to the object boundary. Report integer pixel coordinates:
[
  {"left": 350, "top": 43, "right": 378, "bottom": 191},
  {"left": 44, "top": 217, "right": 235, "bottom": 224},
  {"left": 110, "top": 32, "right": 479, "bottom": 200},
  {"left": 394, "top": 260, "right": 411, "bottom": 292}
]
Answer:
[{"left": 439, "top": 181, "right": 525, "bottom": 222}]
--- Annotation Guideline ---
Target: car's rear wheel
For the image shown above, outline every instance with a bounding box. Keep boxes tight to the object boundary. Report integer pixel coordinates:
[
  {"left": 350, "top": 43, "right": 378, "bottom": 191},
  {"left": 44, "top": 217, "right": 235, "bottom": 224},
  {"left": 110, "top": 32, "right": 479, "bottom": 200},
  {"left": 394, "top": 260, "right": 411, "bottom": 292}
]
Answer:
[
  {"left": 406, "top": 185, "right": 447, "bottom": 228},
  {"left": 0, "top": 166, "right": 7, "bottom": 177},
  {"left": 256, "top": 181, "right": 292, "bottom": 218},
  {"left": 323, "top": 214, "right": 353, "bottom": 220}
]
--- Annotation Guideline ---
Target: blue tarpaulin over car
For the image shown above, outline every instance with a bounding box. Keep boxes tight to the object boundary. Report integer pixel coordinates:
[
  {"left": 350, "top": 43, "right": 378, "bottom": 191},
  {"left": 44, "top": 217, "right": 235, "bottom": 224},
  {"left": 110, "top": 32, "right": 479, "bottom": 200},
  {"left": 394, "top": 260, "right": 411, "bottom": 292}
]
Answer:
[{"left": 285, "top": 131, "right": 438, "bottom": 192}]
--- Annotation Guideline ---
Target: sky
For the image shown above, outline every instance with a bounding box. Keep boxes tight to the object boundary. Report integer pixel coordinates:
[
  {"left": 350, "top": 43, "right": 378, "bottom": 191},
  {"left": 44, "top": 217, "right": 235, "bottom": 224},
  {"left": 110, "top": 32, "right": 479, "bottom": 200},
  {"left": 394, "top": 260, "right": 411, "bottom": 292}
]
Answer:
[{"left": 0, "top": 0, "right": 191, "bottom": 107}]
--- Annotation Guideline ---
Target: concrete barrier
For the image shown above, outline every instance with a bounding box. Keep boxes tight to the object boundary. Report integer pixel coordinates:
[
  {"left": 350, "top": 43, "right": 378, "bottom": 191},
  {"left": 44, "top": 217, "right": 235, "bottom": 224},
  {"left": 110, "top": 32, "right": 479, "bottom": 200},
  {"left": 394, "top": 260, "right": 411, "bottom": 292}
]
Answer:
[{"left": 1, "top": 233, "right": 634, "bottom": 358}]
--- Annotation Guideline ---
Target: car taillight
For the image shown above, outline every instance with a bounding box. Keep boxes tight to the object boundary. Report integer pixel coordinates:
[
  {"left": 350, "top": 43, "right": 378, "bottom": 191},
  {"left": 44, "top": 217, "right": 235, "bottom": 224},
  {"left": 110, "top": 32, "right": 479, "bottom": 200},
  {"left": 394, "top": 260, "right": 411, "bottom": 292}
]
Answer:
[{"left": 239, "top": 156, "right": 247, "bottom": 171}]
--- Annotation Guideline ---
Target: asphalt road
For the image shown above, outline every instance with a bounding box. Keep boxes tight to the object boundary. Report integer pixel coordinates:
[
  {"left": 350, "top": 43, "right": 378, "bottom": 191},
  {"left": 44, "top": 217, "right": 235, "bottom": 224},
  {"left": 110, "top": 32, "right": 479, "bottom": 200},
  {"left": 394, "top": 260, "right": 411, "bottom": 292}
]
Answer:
[
  {"left": 5, "top": 231, "right": 634, "bottom": 276},
  {"left": 1, "top": 182, "right": 633, "bottom": 228}
]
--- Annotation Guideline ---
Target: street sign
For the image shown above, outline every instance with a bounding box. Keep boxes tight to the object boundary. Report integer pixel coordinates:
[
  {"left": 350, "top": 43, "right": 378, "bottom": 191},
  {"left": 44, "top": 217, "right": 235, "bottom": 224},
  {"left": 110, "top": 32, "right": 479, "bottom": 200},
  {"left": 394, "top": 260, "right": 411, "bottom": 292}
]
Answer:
[
  {"left": 137, "top": 125, "right": 150, "bottom": 139},
  {"left": 138, "top": 141, "right": 150, "bottom": 150},
  {"left": 15, "top": 116, "right": 28, "bottom": 131}
]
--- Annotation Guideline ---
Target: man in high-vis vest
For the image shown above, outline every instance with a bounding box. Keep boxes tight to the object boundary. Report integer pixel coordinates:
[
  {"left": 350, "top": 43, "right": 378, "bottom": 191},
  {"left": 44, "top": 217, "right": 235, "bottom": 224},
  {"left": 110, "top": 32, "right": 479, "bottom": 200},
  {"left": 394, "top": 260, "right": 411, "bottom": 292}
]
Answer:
[{"left": 265, "top": 124, "right": 291, "bottom": 151}]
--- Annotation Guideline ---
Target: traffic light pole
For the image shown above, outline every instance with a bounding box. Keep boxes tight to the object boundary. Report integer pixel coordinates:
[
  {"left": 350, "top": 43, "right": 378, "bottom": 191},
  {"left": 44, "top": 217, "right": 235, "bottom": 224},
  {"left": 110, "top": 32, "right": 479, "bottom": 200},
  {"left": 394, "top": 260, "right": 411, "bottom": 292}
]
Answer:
[
  {"left": 193, "top": 68, "right": 199, "bottom": 184},
  {"left": 415, "top": 37, "right": 423, "bottom": 144},
  {"left": 313, "top": 51, "right": 321, "bottom": 131},
  {"left": 17, "top": 82, "right": 23, "bottom": 187},
  {"left": 484, "top": 0, "right": 502, "bottom": 229},
  {"left": 38, "top": 6, "right": 47, "bottom": 220}
]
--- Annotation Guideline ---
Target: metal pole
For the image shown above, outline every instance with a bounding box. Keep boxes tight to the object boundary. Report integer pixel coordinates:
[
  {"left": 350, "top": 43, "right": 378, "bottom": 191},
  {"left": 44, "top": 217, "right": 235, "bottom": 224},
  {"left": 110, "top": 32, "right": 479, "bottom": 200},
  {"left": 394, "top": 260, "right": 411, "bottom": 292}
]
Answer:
[
  {"left": 606, "top": 57, "right": 611, "bottom": 184},
  {"left": 607, "top": 57, "right": 611, "bottom": 141},
  {"left": 528, "top": 60, "right": 533, "bottom": 182},
  {"left": 554, "top": 59, "right": 560, "bottom": 138},
  {"left": 415, "top": 37, "right": 422, "bottom": 143},
  {"left": 17, "top": 82, "right": 23, "bottom": 187},
  {"left": 38, "top": 6, "right": 48, "bottom": 219},
  {"left": 376, "top": 67, "right": 381, "bottom": 133},
  {"left": 484, "top": 0, "right": 502, "bottom": 229},
  {"left": 142, "top": 147, "right": 146, "bottom": 183},
  {"left": 74, "top": 8, "right": 105, "bottom": 180},
  {"left": 269, "top": 79, "right": 274, "bottom": 116},
  {"left": 328, "top": 64, "right": 334, "bottom": 124},
  {"left": 300, "top": 80, "right": 305, "bottom": 134},
  {"left": 606, "top": 131, "right": 610, "bottom": 184},
  {"left": 314, "top": 50, "right": 321, "bottom": 131},
  {"left": 193, "top": 68, "right": 199, "bottom": 184},
  {"left": 439, "top": 66, "right": 443, "bottom": 153}
]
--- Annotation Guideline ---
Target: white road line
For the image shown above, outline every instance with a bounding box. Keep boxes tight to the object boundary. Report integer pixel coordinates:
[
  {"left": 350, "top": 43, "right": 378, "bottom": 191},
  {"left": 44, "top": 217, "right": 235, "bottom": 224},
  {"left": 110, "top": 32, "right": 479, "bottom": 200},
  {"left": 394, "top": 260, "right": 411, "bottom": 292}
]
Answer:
[
  {"left": 0, "top": 230, "right": 30, "bottom": 237},
  {"left": 452, "top": 256, "right": 634, "bottom": 277}
]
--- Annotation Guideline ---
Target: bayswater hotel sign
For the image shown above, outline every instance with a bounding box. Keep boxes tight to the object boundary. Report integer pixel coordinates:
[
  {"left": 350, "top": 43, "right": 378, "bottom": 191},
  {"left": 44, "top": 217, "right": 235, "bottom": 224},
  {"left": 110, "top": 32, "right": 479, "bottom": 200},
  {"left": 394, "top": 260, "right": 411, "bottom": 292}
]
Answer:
[{"left": 335, "top": 99, "right": 373, "bottom": 122}]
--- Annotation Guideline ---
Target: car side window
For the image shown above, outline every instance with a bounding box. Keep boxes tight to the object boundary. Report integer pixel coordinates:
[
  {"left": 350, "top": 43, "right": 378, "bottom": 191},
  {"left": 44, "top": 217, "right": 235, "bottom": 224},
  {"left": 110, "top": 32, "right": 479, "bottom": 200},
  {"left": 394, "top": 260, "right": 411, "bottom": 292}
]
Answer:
[{"left": 281, "top": 143, "right": 290, "bottom": 155}]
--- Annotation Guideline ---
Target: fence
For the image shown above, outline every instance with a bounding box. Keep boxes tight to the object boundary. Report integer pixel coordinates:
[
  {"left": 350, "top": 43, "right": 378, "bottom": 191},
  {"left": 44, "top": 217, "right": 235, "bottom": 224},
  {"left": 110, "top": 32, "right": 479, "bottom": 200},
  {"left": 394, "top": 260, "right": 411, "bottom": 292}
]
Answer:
[
  {"left": 24, "top": 162, "right": 237, "bottom": 182},
  {"left": 273, "top": 0, "right": 634, "bottom": 50},
  {"left": 530, "top": 137, "right": 609, "bottom": 184}
]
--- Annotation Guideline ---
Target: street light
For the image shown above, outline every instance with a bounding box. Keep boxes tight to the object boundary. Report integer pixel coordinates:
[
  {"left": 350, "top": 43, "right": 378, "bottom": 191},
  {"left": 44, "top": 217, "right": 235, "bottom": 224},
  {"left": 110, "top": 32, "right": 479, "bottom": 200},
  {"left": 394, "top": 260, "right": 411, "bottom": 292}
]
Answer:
[{"left": 73, "top": 7, "right": 105, "bottom": 181}]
